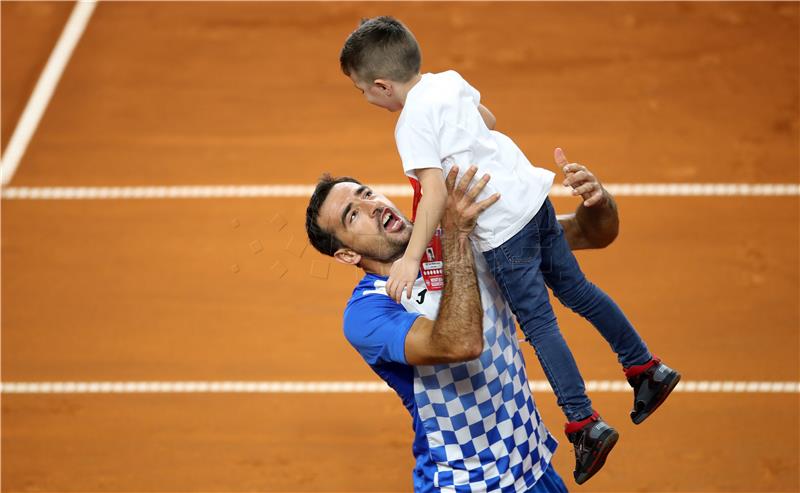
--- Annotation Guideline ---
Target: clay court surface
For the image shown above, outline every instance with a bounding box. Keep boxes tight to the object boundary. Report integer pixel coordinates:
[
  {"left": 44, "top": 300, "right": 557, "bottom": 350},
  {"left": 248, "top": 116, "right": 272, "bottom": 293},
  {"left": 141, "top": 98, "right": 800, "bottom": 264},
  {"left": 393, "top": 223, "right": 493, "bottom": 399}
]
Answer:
[{"left": 1, "top": 2, "right": 798, "bottom": 492}]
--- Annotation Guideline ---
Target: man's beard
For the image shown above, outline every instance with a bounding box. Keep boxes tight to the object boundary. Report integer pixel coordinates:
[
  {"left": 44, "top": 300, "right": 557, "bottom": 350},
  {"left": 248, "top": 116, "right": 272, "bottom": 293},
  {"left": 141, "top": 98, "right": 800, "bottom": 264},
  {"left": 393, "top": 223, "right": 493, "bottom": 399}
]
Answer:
[{"left": 354, "top": 226, "right": 412, "bottom": 263}]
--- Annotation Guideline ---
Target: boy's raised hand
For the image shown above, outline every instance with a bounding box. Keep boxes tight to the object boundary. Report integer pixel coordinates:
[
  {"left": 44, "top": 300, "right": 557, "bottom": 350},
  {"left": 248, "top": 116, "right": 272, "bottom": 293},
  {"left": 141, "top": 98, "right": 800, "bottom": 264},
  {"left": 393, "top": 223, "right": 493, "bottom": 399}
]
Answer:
[
  {"left": 387, "top": 256, "right": 419, "bottom": 303},
  {"left": 555, "top": 147, "right": 606, "bottom": 207}
]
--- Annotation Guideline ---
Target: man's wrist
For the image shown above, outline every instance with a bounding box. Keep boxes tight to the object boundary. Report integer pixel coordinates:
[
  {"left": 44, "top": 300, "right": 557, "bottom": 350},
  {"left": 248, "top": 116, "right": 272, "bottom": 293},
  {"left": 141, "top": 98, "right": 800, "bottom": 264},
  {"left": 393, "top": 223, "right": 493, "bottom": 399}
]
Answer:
[
  {"left": 574, "top": 186, "right": 619, "bottom": 248},
  {"left": 599, "top": 187, "right": 613, "bottom": 207},
  {"left": 580, "top": 187, "right": 612, "bottom": 213},
  {"left": 442, "top": 230, "right": 471, "bottom": 261},
  {"left": 595, "top": 187, "right": 609, "bottom": 206}
]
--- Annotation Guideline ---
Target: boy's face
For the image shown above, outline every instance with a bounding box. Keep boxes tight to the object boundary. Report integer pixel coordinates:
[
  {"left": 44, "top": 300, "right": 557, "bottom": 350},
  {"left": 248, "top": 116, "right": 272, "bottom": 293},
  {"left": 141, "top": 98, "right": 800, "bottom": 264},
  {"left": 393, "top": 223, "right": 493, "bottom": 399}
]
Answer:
[{"left": 349, "top": 74, "right": 402, "bottom": 112}]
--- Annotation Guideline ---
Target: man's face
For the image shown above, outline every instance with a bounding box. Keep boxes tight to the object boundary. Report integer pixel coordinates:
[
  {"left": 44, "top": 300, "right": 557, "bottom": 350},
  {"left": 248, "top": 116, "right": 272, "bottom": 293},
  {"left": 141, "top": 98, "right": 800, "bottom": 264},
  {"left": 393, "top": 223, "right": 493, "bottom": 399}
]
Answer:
[
  {"left": 349, "top": 74, "right": 401, "bottom": 112},
  {"left": 318, "top": 182, "right": 413, "bottom": 263}
]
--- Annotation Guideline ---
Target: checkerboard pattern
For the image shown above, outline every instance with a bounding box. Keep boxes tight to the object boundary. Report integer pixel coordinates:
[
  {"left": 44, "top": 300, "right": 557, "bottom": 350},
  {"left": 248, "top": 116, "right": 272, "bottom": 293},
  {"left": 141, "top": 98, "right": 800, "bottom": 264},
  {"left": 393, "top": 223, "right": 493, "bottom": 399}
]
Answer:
[{"left": 412, "top": 274, "right": 557, "bottom": 492}]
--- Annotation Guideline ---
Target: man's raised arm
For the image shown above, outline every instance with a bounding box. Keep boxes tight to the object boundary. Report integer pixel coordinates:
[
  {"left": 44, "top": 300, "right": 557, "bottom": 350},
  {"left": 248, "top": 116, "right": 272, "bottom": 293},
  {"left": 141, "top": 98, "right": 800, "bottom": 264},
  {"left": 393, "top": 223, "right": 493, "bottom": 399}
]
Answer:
[
  {"left": 404, "top": 166, "right": 499, "bottom": 365},
  {"left": 553, "top": 148, "right": 620, "bottom": 251}
]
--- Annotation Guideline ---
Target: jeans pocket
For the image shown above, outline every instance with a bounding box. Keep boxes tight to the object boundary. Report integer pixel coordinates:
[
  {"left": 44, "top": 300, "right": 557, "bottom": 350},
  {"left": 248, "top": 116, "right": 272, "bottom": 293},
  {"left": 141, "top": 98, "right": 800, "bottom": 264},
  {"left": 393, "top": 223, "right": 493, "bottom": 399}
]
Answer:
[
  {"left": 499, "top": 223, "right": 541, "bottom": 265},
  {"left": 500, "top": 243, "right": 540, "bottom": 264}
]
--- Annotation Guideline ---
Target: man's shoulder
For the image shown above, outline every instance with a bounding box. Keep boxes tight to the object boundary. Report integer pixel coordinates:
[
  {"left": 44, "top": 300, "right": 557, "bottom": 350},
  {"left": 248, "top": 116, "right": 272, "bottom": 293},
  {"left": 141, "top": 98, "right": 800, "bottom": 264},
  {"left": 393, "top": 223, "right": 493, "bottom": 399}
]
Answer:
[
  {"left": 346, "top": 273, "right": 389, "bottom": 306},
  {"left": 343, "top": 273, "right": 421, "bottom": 366},
  {"left": 343, "top": 274, "right": 405, "bottom": 335}
]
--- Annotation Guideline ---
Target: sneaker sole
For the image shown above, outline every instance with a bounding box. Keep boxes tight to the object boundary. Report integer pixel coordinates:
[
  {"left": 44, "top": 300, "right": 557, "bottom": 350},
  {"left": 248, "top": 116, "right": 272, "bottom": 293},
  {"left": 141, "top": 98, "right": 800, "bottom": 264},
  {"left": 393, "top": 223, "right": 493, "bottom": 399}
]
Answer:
[
  {"left": 631, "top": 371, "right": 681, "bottom": 425},
  {"left": 574, "top": 428, "right": 619, "bottom": 485}
]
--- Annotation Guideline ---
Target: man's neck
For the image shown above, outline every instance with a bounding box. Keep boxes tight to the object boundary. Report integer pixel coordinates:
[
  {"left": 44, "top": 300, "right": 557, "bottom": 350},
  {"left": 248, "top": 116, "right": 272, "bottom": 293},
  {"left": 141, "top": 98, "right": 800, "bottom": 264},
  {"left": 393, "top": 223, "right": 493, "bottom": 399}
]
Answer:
[
  {"left": 360, "top": 258, "right": 394, "bottom": 278},
  {"left": 394, "top": 73, "right": 422, "bottom": 107}
]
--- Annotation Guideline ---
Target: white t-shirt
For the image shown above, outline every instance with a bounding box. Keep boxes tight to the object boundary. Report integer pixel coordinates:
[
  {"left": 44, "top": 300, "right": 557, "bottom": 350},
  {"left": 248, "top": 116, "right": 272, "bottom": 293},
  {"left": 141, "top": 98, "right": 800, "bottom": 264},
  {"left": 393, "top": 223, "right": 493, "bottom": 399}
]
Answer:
[{"left": 395, "top": 70, "right": 554, "bottom": 252}]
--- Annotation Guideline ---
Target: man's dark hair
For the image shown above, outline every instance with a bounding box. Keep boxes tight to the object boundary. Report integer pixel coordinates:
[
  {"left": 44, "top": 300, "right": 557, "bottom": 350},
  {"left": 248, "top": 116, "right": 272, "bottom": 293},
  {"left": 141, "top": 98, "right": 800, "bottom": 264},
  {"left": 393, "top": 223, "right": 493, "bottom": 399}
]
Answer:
[
  {"left": 306, "top": 174, "right": 362, "bottom": 257},
  {"left": 339, "top": 16, "right": 421, "bottom": 83}
]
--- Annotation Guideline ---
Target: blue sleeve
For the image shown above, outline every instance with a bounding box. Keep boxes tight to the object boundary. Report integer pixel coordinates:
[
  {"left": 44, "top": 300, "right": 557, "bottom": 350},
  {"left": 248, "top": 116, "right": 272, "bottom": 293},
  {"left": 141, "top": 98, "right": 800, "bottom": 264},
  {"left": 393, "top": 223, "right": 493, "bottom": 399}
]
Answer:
[{"left": 343, "top": 293, "right": 423, "bottom": 366}]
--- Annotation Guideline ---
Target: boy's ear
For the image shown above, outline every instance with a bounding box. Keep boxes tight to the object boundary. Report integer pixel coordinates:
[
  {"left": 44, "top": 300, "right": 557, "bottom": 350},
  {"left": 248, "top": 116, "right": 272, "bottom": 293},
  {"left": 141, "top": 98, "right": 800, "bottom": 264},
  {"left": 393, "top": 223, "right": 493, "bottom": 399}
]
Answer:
[
  {"left": 373, "top": 79, "right": 393, "bottom": 96},
  {"left": 334, "top": 247, "right": 362, "bottom": 266}
]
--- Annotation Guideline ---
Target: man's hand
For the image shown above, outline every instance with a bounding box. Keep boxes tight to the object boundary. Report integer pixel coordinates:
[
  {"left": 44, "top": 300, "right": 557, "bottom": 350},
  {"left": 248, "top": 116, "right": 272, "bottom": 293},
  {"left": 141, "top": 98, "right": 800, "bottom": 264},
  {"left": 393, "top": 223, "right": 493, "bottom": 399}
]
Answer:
[
  {"left": 403, "top": 165, "right": 496, "bottom": 365},
  {"left": 441, "top": 165, "right": 500, "bottom": 239},
  {"left": 556, "top": 148, "right": 607, "bottom": 207},
  {"left": 554, "top": 148, "right": 620, "bottom": 250}
]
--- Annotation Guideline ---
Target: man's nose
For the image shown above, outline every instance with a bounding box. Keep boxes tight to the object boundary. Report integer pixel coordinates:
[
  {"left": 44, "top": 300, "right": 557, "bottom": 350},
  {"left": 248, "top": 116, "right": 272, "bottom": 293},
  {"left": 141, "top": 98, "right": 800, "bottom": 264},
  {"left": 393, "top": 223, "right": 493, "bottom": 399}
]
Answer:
[{"left": 362, "top": 198, "right": 381, "bottom": 216}]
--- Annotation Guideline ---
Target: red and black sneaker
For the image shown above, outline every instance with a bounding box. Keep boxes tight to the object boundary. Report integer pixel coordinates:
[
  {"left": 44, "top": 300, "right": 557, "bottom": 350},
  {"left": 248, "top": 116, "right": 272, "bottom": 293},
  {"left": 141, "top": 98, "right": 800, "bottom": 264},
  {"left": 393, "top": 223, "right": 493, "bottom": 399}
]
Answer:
[
  {"left": 625, "top": 357, "right": 681, "bottom": 425},
  {"left": 565, "top": 411, "right": 619, "bottom": 485}
]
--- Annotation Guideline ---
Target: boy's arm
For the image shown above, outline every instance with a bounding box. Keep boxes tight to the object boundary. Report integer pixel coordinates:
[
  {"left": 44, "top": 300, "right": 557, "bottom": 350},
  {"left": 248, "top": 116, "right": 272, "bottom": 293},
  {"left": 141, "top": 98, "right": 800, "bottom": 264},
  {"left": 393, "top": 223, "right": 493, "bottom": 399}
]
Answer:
[
  {"left": 478, "top": 104, "right": 496, "bottom": 130},
  {"left": 404, "top": 166, "right": 498, "bottom": 365},
  {"left": 406, "top": 167, "right": 448, "bottom": 261},
  {"left": 385, "top": 167, "right": 447, "bottom": 302}
]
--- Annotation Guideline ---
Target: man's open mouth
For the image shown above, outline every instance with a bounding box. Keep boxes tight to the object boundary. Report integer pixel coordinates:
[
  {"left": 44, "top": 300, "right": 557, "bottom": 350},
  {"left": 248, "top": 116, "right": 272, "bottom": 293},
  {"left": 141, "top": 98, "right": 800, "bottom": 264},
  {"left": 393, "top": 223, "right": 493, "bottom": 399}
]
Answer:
[{"left": 381, "top": 208, "right": 404, "bottom": 233}]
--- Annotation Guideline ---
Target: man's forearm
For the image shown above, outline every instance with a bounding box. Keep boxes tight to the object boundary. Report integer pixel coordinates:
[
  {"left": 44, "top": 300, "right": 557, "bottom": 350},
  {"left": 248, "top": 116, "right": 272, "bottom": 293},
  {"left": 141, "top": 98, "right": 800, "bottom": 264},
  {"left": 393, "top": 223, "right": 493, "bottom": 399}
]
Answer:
[
  {"left": 430, "top": 231, "right": 484, "bottom": 359},
  {"left": 559, "top": 188, "right": 620, "bottom": 250},
  {"left": 576, "top": 188, "right": 619, "bottom": 248}
]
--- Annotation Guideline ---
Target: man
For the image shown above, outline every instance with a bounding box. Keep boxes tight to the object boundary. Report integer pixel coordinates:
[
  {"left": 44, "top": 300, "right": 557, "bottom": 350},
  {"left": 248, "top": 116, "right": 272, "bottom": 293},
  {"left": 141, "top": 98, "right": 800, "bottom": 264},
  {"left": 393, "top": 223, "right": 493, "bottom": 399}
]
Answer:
[{"left": 305, "top": 156, "right": 616, "bottom": 492}]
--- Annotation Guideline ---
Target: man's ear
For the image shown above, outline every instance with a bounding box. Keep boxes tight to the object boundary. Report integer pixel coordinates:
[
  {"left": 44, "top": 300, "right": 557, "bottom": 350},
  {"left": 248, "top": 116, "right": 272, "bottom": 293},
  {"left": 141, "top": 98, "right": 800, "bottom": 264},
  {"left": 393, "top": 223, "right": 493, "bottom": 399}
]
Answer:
[
  {"left": 373, "top": 79, "right": 393, "bottom": 96},
  {"left": 334, "top": 247, "right": 362, "bottom": 266}
]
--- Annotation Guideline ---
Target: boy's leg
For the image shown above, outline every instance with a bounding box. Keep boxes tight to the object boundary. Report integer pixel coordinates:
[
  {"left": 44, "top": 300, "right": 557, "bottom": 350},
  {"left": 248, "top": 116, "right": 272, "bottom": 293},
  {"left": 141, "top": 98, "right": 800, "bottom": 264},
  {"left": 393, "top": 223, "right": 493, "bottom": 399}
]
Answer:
[
  {"left": 483, "top": 208, "right": 619, "bottom": 485},
  {"left": 536, "top": 198, "right": 652, "bottom": 368},
  {"left": 482, "top": 212, "right": 593, "bottom": 423},
  {"left": 535, "top": 198, "right": 680, "bottom": 424}
]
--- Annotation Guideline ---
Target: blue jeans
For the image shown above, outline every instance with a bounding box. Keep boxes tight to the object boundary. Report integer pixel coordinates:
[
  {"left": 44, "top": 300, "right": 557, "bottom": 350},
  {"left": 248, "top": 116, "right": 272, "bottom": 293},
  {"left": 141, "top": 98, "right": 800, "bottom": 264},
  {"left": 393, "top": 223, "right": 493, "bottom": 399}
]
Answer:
[{"left": 482, "top": 198, "right": 652, "bottom": 422}]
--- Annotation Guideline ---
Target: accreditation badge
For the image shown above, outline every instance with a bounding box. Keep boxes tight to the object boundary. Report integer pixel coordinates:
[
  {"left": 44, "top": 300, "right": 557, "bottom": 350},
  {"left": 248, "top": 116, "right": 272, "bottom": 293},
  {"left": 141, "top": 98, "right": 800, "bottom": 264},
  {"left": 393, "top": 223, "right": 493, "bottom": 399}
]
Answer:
[{"left": 420, "top": 228, "right": 444, "bottom": 291}]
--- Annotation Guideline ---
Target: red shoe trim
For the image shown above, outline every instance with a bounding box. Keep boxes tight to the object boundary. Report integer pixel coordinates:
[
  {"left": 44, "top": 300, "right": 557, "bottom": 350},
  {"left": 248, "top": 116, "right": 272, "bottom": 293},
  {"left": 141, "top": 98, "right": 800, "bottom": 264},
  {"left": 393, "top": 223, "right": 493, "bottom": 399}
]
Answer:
[
  {"left": 624, "top": 356, "right": 661, "bottom": 378},
  {"left": 565, "top": 410, "right": 599, "bottom": 434}
]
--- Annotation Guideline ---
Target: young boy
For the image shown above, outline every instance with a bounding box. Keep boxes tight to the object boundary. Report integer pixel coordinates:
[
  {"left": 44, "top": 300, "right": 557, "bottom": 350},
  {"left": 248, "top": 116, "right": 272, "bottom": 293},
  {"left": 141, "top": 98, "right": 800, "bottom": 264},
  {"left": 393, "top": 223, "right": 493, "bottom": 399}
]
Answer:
[{"left": 340, "top": 16, "right": 681, "bottom": 485}]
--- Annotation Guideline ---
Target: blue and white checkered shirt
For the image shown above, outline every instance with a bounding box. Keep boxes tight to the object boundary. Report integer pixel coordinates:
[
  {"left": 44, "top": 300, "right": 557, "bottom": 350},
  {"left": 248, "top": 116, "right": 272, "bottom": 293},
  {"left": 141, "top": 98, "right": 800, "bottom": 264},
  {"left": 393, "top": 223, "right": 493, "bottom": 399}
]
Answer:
[{"left": 344, "top": 252, "right": 558, "bottom": 492}]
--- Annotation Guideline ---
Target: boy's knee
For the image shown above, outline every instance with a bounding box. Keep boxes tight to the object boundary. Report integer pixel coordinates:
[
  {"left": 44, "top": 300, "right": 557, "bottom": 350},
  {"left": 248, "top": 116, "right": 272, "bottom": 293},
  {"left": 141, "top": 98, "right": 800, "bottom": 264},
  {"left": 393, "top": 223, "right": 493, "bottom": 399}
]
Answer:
[
  {"left": 552, "top": 278, "right": 592, "bottom": 306},
  {"left": 522, "top": 318, "right": 560, "bottom": 343}
]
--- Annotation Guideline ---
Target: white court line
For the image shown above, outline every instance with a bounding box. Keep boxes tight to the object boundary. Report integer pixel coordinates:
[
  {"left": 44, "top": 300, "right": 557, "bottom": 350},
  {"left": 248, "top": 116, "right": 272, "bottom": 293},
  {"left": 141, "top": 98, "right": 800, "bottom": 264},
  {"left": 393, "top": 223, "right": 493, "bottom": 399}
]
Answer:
[
  {"left": 0, "top": 0, "right": 97, "bottom": 186},
  {"left": 1, "top": 183, "right": 798, "bottom": 200},
  {"left": 1, "top": 380, "right": 798, "bottom": 394}
]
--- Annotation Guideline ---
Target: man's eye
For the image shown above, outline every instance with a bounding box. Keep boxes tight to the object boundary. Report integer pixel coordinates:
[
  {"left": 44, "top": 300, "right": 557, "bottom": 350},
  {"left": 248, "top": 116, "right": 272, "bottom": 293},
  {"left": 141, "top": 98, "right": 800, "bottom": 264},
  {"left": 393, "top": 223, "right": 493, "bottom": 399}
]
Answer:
[
  {"left": 365, "top": 191, "right": 372, "bottom": 197},
  {"left": 350, "top": 211, "right": 357, "bottom": 222}
]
